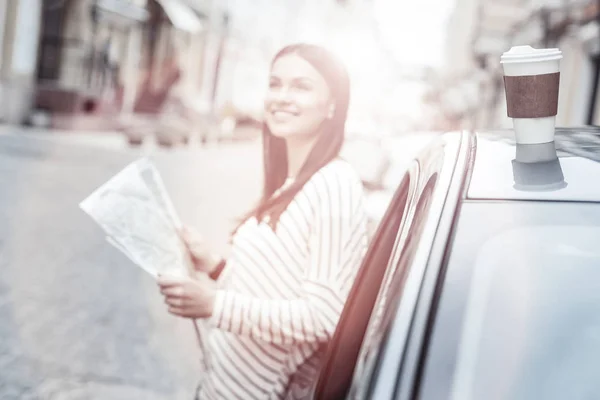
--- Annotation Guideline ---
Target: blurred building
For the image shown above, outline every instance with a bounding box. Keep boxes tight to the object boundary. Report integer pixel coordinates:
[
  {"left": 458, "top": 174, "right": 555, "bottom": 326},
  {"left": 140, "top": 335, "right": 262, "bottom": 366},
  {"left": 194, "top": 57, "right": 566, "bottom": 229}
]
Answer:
[
  {"left": 129, "top": 0, "right": 207, "bottom": 113},
  {"left": 426, "top": 0, "right": 600, "bottom": 130},
  {"left": 1, "top": 0, "right": 147, "bottom": 125},
  {"left": 0, "top": 0, "right": 360, "bottom": 139},
  {"left": 0, "top": 0, "right": 210, "bottom": 129},
  {"left": 0, "top": 0, "right": 44, "bottom": 124}
]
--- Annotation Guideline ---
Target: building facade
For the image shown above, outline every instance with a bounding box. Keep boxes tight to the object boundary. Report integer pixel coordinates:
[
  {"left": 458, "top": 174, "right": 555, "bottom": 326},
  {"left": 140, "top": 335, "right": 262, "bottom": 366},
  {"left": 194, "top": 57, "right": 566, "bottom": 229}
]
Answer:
[
  {"left": 0, "top": 0, "right": 359, "bottom": 135},
  {"left": 0, "top": 0, "right": 210, "bottom": 129},
  {"left": 0, "top": 0, "right": 44, "bottom": 124}
]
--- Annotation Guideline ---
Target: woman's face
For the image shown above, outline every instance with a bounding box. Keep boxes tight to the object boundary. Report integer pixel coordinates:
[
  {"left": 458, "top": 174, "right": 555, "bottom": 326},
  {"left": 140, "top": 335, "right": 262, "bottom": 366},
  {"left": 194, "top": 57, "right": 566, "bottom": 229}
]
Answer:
[{"left": 264, "top": 54, "right": 334, "bottom": 140}]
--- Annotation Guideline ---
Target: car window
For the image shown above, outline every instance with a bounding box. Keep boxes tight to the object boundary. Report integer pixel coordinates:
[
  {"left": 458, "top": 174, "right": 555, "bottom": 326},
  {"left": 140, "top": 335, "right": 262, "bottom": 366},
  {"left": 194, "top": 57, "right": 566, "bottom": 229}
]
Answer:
[
  {"left": 419, "top": 202, "right": 600, "bottom": 400},
  {"left": 350, "top": 173, "right": 438, "bottom": 400},
  {"left": 313, "top": 171, "right": 413, "bottom": 400}
]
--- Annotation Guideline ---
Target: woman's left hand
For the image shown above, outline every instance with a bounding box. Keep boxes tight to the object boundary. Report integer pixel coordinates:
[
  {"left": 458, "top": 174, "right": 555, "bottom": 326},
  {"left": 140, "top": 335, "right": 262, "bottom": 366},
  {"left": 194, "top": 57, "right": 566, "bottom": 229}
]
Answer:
[{"left": 157, "top": 273, "right": 217, "bottom": 319}]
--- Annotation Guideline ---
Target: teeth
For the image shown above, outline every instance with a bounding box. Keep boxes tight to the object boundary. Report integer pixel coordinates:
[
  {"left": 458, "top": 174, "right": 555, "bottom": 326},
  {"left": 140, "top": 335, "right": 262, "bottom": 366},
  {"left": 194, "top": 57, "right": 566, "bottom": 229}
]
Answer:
[{"left": 273, "top": 110, "right": 295, "bottom": 117}]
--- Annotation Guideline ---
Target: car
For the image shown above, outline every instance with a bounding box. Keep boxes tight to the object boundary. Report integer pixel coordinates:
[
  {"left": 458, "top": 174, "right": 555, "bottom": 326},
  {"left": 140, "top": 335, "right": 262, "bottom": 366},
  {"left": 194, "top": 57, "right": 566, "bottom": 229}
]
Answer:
[
  {"left": 308, "top": 127, "right": 600, "bottom": 400},
  {"left": 342, "top": 132, "right": 440, "bottom": 235}
]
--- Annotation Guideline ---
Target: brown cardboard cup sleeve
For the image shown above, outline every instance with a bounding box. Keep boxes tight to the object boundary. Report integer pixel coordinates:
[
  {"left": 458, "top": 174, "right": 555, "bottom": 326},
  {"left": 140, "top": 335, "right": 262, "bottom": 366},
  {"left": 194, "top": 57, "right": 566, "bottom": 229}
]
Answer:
[{"left": 504, "top": 72, "right": 560, "bottom": 118}]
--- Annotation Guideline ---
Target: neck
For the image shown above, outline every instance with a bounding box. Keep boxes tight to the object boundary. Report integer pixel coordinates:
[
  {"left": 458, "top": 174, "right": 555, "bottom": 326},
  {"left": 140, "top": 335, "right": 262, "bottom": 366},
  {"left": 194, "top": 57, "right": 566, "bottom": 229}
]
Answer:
[{"left": 285, "top": 135, "right": 319, "bottom": 178}]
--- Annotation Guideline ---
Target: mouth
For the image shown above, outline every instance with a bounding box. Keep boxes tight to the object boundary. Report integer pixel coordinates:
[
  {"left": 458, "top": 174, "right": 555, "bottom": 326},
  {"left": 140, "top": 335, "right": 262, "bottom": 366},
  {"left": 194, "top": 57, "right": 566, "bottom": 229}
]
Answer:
[{"left": 270, "top": 109, "right": 299, "bottom": 121}]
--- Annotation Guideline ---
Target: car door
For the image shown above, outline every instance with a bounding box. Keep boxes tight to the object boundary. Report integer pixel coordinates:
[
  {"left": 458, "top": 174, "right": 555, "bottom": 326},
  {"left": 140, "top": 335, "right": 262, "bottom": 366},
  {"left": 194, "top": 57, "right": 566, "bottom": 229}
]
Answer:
[
  {"left": 312, "top": 132, "right": 465, "bottom": 400},
  {"left": 354, "top": 132, "right": 471, "bottom": 400},
  {"left": 311, "top": 159, "right": 419, "bottom": 400},
  {"left": 342, "top": 132, "right": 468, "bottom": 400}
]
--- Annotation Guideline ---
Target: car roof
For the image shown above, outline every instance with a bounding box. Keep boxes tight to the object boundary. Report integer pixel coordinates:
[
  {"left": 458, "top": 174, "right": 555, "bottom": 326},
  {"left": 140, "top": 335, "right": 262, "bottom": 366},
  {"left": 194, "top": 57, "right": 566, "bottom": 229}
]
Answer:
[{"left": 467, "top": 128, "right": 600, "bottom": 202}]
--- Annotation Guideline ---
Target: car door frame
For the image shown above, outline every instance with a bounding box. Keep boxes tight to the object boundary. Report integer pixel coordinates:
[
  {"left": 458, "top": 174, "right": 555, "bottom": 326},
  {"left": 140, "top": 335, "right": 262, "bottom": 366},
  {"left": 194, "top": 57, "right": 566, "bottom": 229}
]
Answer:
[
  {"left": 360, "top": 131, "right": 471, "bottom": 400},
  {"left": 311, "top": 157, "right": 421, "bottom": 400}
]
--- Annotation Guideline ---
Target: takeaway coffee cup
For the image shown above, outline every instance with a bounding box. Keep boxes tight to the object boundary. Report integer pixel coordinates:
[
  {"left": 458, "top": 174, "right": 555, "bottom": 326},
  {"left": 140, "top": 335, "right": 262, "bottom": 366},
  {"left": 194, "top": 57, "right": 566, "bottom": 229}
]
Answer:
[{"left": 501, "top": 45, "right": 562, "bottom": 144}]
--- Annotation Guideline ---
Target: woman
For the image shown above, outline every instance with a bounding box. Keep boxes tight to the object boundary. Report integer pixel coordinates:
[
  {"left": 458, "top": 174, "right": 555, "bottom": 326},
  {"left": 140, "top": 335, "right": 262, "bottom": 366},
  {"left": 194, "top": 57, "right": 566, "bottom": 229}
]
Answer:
[{"left": 158, "top": 43, "right": 369, "bottom": 399}]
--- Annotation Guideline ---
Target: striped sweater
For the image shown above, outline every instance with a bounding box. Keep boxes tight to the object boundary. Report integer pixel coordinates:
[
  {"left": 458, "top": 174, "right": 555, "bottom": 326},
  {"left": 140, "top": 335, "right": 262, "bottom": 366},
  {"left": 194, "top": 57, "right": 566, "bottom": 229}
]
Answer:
[{"left": 196, "top": 159, "right": 369, "bottom": 399}]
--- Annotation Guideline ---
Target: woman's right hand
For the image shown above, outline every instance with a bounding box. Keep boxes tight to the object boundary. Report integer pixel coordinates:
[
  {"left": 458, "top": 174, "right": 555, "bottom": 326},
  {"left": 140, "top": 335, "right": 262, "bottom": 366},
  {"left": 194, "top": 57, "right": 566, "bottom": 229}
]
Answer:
[{"left": 180, "top": 226, "right": 221, "bottom": 276}]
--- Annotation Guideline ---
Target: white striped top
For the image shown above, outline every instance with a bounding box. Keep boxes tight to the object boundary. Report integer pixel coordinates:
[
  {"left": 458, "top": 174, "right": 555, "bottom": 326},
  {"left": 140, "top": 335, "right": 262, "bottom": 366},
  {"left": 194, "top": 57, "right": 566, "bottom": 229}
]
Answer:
[{"left": 196, "top": 159, "right": 369, "bottom": 400}]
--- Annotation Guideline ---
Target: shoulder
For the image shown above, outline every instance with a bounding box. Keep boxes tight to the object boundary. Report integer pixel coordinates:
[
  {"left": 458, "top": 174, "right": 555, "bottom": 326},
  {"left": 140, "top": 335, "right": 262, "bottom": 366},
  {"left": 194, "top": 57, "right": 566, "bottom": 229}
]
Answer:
[
  {"left": 312, "top": 157, "right": 361, "bottom": 183},
  {"left": 318, "top": 158, "right": 361, "bottom": 180},
  {"left": 302, "top": 159, "right": 365, "bottom": 209}
]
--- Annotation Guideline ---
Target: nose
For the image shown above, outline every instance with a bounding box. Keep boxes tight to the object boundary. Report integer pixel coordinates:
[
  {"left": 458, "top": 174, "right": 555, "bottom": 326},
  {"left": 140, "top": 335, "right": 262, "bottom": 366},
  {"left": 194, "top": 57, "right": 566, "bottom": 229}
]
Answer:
[{"left": 270, "top": 85, "right": 292, "bottom": 105}]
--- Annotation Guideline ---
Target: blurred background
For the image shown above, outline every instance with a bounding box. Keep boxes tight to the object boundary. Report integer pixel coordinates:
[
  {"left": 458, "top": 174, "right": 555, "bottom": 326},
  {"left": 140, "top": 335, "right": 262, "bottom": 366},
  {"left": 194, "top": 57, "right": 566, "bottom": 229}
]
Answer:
[
  {"left": 1, "top": 0, "right": 600, "bottom": 398},
  {"left": 1, "top": 0, "right": 599, "bottom": 191},
  {"left": 2, "top": 0, "right": 600, "bottom": 134}
]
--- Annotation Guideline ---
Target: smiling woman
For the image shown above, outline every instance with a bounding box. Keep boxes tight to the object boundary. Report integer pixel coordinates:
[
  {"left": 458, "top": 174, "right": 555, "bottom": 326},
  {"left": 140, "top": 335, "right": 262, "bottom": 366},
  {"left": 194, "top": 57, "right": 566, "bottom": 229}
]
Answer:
[
  {"left": 265, "top": 54, "right": 335, "bottom": 141},
  {"left": 156, "top": 43, "right": 370, "bottom": 400}
]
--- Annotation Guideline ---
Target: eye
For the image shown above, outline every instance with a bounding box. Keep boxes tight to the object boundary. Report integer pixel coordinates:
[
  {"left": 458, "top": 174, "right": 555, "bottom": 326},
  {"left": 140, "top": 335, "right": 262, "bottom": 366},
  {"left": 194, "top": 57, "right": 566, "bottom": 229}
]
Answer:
[
  {"left": 298, "top": 83, "right": 312, "bottom": 91},
  {"left": 268, "top": 79, "right": 281, "bottom": 89},
  {"left": 294, "top": 81, "right": 313, "bottom": 91}
]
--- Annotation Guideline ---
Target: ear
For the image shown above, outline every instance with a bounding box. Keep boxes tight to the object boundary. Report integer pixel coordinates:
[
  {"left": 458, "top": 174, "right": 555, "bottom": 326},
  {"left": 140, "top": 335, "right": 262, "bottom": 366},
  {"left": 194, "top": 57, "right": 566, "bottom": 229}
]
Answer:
[{"left": 328, "top": 103, "right": 335, "bottom": 119}]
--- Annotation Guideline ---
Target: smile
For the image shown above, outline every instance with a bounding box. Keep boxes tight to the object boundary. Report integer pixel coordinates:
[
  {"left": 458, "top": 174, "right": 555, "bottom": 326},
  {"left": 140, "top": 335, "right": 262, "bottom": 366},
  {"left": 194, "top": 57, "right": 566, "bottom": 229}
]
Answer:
[{"left": 271, "top": 110, "right": 299, "bottom": 120}]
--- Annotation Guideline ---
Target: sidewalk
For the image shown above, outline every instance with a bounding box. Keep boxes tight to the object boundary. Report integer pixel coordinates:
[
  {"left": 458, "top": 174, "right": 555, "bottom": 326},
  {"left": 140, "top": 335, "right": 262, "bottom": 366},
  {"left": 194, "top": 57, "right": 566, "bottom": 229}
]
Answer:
[
  {"left": 0, "top": 123, "right": 261, "bottom": 155},
  {"left": 0, "top": 123, "right": 129, "bottom": 151}
]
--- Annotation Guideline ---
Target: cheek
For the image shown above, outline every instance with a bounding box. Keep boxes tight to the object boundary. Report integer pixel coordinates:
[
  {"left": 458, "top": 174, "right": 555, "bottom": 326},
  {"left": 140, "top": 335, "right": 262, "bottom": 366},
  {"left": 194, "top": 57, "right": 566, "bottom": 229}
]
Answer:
[
  {"left": 298, "top": 98, "right": 329, "bottom": 124},
  {"left": 263, "top": 92, "right": 276, "bottom": 110},
  {"left": 298, "top": 92, "right": 326, "bottom": 110}
]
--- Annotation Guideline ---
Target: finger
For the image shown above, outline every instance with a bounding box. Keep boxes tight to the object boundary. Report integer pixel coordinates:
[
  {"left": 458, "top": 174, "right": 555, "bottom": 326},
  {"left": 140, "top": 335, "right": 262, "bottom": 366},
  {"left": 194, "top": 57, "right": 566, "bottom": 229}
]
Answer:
[
  {"left": 168, "top": 306, "right": 186, "bottom": 317},
  {"left": 157, "top": 275, "right": 185, "bottom": 287},
  {"left": 182, "top": 226, "right": 202, "bottom": 244},
  {"left": 165, "top": 295, "right": 185, "bottom": 307},
  {"left": 193, "top": 272, "right": 212, "bottom": 285},
  {"left": 160, "top": 286, "right": 184, "bottom": 297},
  {"left": 181, "top": 225, "right": 196, "bottom": 237},
  {"left": 188, "top": 241, "right": 208, "bottom": 260},
  {"left": 180, "top": 228, "right": 191, "bottom": 245},
  {"left": 168, "top": 306, "right": 195, "bottom": 319},
  {"left": 190, "top": 269, "right": 209, "bottom": 281}
]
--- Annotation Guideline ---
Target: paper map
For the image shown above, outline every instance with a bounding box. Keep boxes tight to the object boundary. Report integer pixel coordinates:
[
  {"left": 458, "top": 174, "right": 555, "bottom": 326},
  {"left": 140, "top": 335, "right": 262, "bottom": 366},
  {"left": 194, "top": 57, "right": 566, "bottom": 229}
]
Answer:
[{"left": 80, "top": 158, "right": 192, "bottom": 278}]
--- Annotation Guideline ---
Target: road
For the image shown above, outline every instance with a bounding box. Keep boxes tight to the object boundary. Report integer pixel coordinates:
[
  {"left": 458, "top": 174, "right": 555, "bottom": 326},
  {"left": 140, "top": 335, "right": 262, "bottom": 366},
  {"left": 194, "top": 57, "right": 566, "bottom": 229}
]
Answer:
[{"left": 0, "top": 127, "right": 262, "bottom": 399}]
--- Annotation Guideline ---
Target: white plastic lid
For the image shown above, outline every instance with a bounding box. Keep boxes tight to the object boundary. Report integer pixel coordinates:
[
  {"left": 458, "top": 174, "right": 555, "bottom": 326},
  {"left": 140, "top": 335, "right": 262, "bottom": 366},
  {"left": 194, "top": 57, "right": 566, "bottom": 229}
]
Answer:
[{"left": 501, "top": 45, "right": 562, "bottom": 64}]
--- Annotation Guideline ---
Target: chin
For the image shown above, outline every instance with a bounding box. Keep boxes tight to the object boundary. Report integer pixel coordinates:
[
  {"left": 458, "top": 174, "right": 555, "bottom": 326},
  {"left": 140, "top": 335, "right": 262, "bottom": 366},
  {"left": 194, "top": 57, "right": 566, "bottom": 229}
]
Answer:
[
  {"left": 266, "top": 120, "right": 321, "bottom": 140},
  {"left": 266, "top": 122, "right": 299, "bottom": 138},
  {"left": 269, "top": 129, "right": 296, "bottom": 138}
]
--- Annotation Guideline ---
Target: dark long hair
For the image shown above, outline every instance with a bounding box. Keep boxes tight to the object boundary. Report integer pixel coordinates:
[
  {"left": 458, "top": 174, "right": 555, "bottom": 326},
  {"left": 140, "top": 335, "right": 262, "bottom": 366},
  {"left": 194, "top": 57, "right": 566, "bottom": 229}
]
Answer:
[{"left": 243, "top": 43, "right": 351, "bottom": 231}]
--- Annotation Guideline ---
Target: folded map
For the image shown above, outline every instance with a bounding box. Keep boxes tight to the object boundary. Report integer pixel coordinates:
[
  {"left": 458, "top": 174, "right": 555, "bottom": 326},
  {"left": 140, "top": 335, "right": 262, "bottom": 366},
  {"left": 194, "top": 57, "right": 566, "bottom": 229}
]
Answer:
[{"left": 80, "top": 158, "right": 192, "bottom": 278}]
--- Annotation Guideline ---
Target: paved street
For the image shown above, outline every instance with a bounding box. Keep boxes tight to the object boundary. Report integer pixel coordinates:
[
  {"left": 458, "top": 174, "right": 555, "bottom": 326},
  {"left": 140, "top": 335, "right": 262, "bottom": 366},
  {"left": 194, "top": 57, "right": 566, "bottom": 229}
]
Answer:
[{"left": 0, "top": 126, "right": 262, "bottom": 399}]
